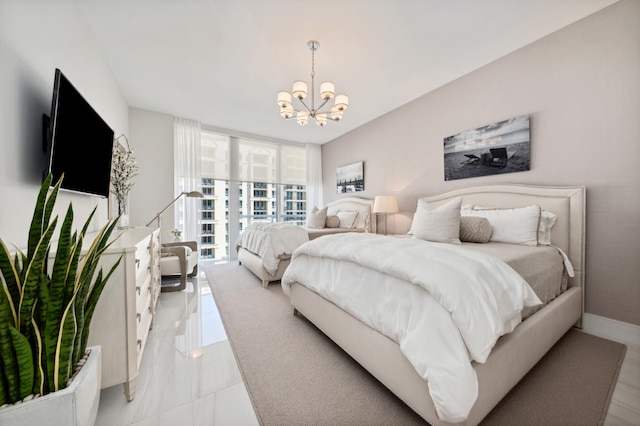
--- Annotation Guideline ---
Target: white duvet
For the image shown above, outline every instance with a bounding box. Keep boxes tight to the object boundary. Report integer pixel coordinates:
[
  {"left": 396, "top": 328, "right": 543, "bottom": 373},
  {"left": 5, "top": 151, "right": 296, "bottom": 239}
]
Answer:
[
  {"left": 281, "top": 233, "right": 541, "bottom": 423},
  {"left": 235, "top": 223, "right": 309, "bottom": 275}
]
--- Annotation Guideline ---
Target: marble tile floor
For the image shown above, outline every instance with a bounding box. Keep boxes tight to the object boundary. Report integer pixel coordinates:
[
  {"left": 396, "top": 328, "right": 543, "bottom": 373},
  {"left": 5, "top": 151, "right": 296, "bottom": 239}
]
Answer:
[
  {"left": 95, "top": 260, "right": 259, "bottom": 426},
  {"left": 96, "top": 260, "right": 640, "bottom": 426}
]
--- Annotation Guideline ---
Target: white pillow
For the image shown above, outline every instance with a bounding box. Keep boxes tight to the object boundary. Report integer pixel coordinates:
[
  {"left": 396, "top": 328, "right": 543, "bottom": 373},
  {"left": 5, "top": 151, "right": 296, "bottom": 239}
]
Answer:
[
  {"left": 461, "top": 205, "right": 541, "bottom": 246},
  {"left": 538, "top": 210, "right": 557, "bottom": 246},
  {"left": 407, "top": 199, "right": 426, "bottom": 235},
  {"left": 469, "top": 205, "right": 556, "bottom": 246},
  {"left": 412, "top": 197, "right": 462, "bottom": 244},
  {"left": 352, "top": 211, "right": 368, "bottom": 229},
  {"left": 337, "top": 211, "right": 358, "bottom": 229},
  {"left": 306, "top": 206, "right": 327, "bottom": 229}
]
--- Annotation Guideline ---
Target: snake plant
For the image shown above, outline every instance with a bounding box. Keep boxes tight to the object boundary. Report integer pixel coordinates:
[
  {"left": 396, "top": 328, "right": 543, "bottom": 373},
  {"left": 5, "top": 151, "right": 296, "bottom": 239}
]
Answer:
[{"left": 0, "top": 173, "right": 121, "bottom": 406}]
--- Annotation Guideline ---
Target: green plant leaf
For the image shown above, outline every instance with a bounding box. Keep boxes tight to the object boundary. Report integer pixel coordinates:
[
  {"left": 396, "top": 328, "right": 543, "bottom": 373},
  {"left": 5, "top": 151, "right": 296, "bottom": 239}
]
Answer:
[
  {"left": 54, "top": 298, "right": 77, "bottom": 391},
  {"left": 0, "top": 324, "right": 20, "bottom": 402},
  {"left": 0, "top": 240, "right": 20, "bottom": 324},
  {"left": 30, "top": 316, "right": 46, "bottom": 398},
  {"left": 44, "top": 203, "right": 75, "bottom": 388},
  {"left": 0, "top": 353, "right": 8, "bottom": 405},
  {"left": 9, "top": 325, "right": 34, "bottom": 399},
  {"left": 18, "top": 218, "right": 57, "bottom": 334}
]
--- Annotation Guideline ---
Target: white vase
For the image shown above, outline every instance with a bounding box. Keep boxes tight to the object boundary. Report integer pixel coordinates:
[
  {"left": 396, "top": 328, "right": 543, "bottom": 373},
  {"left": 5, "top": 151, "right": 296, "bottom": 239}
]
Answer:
[
  {"left": 0, "top": 346, "right": 102, "bottom": 426},
  {"left": 116, "top": 199, "right": 130, "bottom": 230}
]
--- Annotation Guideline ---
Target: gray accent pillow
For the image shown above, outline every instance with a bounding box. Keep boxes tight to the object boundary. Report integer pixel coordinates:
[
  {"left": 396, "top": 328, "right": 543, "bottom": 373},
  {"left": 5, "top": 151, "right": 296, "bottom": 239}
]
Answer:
[
  {"left": 459, "top": 216, "right": 492, "bottom": 243},
  {"left": 325, "top": 215, "right": 340, "bottom": 228}
]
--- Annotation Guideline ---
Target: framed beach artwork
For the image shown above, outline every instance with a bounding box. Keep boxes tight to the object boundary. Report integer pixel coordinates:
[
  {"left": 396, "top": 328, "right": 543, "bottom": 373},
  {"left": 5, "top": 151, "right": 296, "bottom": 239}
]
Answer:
[
  {"left": 443, "top": 114, "right": 531, "bottom": 181},
  {"left": 336, "top": 161, "right": 364, "bottom": 193}
]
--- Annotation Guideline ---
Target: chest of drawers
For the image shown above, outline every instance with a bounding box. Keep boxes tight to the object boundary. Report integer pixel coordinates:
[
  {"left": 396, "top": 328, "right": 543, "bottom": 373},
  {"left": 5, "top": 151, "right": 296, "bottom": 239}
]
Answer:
[{"left": 49, "top": 227, "right": 161, "bottom": 401}]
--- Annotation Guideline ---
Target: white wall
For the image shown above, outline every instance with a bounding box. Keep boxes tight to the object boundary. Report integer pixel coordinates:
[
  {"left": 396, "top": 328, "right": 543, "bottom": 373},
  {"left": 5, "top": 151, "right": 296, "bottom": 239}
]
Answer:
[
  {"left": 128, "top": 108, "right": 174, "bottom": 242},
  {"left": 0, "top": 0, "right": 129, "bottom": 249},
  {"left": 321, "top": 0, "right": 640, "bottom": 326}
]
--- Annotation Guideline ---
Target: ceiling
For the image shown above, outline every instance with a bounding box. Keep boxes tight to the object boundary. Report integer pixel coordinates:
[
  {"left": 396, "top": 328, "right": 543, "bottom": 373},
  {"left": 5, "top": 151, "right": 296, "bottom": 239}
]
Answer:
[{"left": 78, "top": 0, "right": 619, "bottom": 145}]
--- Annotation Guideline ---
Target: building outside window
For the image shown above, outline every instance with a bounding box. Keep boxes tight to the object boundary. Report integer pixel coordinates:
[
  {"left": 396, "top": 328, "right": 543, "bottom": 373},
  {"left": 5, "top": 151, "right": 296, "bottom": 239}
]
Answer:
[{"left": 197, "top": 131, "right": 307, "bottom": 260}]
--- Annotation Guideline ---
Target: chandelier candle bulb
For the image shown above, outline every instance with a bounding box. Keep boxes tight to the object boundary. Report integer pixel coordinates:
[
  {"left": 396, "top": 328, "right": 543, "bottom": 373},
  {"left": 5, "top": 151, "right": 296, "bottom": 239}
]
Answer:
[
  {"left": 315, "top": 113, "right": 328, "bottom": 127},
  {"left": 297, "top": 111, "right": 309, "bottom": 126},
  {"left": 280, "top": 105, "right": 293, "bottom": 119},
  {"left": 276, "top": 40, "right": 348, "bottom": 127}
]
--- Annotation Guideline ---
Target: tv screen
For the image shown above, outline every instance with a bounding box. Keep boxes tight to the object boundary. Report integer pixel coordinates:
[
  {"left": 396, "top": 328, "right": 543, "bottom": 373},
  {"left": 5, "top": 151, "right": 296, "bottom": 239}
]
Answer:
[{"left": 46, "top": 68, "right": 114, "bottom": 198}]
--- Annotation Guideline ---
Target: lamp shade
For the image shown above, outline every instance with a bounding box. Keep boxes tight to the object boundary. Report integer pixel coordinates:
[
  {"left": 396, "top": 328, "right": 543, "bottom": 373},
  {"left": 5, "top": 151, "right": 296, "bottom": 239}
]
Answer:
[
  {"left": 296, "top": 111, "right": 309, "bottom": 126},
  {"left": 280, "top": 105, "right": 293, "bottom": 119},
  {"left": 185, "top": 191, "right": 204, "bottom": 198},
  {"left": 373, "top": 195, "right": 399, "bottom": 213},
  {"left": 292, "top": 81, "right": 308, "bottom": 99},
  {"left": 334, "top": 94, "right": 349, "bottom": 111},
  {"left": 331, "top": 106, "right": 344, "bottom": 121},
  {"left": 277, "top": 91, "right": 292, "bottom": 107},
  {"left": 320, "top": 81, "right": 335, "bottom": 100},
  {"left": 315, "top": 113, "right": 328, "bottom": 127}
]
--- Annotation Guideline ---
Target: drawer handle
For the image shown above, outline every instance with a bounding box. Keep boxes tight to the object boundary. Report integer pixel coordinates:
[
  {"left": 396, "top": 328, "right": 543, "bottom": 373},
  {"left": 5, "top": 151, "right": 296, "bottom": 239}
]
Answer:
[
  {"left": 136, "top": 313, "right": 141, "bottom": 323},
  {"left": 148, "top": 306, "right": 152, "bottom": 314},
  {"left": 136, "top": 286, "right": 141, "bottom": 296},
  {"left": 137, "top": 339, "right": 142, "bottom": 350},
  {"left": 135, "top": 258, "right": 140, "bottom": 268}
]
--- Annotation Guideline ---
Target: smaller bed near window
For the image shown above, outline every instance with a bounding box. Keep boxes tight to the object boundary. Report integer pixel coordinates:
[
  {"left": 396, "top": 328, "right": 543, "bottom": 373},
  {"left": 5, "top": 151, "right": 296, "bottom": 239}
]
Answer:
[{"left": 236, "top": 197, "right": 375, "bottom": 287}]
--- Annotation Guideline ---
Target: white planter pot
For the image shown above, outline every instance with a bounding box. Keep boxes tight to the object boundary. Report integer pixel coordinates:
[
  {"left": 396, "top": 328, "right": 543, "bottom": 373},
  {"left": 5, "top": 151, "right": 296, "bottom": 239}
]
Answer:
[{"left": 0, "top": 345, "right": 102, "bottom": 426}]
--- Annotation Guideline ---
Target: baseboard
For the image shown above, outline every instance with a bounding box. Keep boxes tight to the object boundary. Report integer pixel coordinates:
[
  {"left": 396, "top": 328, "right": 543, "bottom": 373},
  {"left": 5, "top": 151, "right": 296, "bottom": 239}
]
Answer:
[{"left": 582, "top": 313, "right": 640, "bottom": 348}]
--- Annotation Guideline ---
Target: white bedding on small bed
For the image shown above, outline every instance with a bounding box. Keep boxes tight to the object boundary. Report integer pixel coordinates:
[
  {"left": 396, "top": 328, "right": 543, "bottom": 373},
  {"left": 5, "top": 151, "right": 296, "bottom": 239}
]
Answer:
[
  {"left": 235, "top": 223, "right": 308, "bottom": 275},
  {"left": 281, "top": 233, "right": 542, "bottom": 423}
]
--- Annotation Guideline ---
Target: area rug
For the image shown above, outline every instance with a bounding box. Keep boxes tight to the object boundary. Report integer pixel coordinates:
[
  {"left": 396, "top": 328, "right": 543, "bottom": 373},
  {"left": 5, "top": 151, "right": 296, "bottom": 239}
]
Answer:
[{"left": 204, "top": 262, "right": 626, "bottom": 426}]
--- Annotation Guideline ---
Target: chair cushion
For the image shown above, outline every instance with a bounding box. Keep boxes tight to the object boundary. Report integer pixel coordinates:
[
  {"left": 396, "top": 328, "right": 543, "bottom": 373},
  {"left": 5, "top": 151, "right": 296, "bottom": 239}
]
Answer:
[{"left": 160, "top": 246, "right": 198, "bottom": 276}]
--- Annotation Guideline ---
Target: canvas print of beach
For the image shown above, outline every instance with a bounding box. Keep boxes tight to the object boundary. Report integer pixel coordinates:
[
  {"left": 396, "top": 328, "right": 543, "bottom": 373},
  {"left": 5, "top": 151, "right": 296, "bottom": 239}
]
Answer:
[
  {"left": 443, "top": 115, "right": 530, "bottom": 181},
  {"left": 336, "top": 161, "right": 364, "bottom": 193}
]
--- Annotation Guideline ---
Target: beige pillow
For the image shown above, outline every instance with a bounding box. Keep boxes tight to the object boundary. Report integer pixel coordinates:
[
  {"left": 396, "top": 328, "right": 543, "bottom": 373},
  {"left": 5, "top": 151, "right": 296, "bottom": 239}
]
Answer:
[
  {"left": 459, "top": 216, "right": 492, "bottom": 243},
  {"left": 306, "top": 206, "right": 327, "bottom": 229},
  {"left": 412, "top": 197, "right": 462, "bottom": 244},
  {"left": 325, "top": 215, "right": 340, "bottom": 228}
]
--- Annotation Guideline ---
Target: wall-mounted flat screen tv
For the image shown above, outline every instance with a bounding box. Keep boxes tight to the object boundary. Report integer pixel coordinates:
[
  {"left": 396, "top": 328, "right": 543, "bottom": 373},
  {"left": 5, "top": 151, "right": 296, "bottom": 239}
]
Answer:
[{"left": 46, "top": 68, "right": 114, "bottom": 198}]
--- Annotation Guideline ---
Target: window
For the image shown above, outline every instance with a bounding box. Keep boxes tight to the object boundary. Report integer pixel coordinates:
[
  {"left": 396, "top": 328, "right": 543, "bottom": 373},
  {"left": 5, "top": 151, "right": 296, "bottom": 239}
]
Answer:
[{"left": 197, "top": 131, "right": 307, "bottom": 260}]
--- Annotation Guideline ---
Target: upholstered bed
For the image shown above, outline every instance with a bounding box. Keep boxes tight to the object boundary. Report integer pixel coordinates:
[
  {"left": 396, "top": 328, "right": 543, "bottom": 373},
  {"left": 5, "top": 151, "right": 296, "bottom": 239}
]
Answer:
[
  {"left": 281, "top": 184, "right": 585, "bottom": 425},
  {"left": 236, "top": 196, "right": 375, "bottom": 288}
]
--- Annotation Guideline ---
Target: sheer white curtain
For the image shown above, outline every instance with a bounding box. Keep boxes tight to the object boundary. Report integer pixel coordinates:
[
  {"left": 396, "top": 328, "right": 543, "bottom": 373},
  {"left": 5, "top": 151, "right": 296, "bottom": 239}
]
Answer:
[
  {"left": 174, "top": 117, "right": 202, "bottom": 242},
  {"left": 306, "top": 143, "right": 323, "bottom": 213}
]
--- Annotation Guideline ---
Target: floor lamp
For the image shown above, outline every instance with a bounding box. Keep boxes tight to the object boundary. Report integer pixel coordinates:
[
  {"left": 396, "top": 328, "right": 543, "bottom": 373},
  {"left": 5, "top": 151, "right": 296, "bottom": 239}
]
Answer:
[
  {"left": 373, "top": 195, "right": 399, "bottom": 235},
  {"left": 146, "top": 191, "right": 204, "bottom": 230}
]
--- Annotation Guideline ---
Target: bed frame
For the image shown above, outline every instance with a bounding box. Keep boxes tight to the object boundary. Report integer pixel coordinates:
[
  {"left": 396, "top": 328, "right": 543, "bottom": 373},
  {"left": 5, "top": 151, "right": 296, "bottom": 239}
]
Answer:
[
  {"left": 288, "top": 184, "right": 586, "bottom": 425},
  {"left": 238, "top": 196, "right": 375, "bottom": 288}
]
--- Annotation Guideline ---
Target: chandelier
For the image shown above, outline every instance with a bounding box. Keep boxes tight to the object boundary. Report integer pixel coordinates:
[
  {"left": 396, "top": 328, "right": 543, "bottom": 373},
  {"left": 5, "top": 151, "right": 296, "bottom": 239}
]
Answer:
[{"left": 277, "top": 40, "right": 349, "bottom": 127}]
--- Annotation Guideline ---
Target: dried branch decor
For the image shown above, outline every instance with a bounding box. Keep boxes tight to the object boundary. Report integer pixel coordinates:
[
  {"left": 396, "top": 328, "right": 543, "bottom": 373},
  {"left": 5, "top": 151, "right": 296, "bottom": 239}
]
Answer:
[{"left": 110, "top": 134, "right": 139, "bottom": 216}]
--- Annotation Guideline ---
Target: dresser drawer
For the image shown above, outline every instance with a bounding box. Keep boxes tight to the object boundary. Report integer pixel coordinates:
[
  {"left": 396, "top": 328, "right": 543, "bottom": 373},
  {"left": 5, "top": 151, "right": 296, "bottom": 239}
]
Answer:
[{"left": 136, "top": 274, "right": 152, "bottom": 316}]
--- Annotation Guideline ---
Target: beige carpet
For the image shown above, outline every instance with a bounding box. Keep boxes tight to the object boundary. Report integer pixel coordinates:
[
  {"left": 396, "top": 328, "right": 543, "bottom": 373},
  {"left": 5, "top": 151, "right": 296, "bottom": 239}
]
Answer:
[{"left": 205, "top": 263, "right": 626, "bottom": 426}]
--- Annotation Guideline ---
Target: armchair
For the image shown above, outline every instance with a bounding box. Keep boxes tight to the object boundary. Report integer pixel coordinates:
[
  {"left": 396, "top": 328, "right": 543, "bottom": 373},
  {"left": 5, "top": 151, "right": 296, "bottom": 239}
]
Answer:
[{"left": 160, "top": 241, "right": 199, "bottom": 292}]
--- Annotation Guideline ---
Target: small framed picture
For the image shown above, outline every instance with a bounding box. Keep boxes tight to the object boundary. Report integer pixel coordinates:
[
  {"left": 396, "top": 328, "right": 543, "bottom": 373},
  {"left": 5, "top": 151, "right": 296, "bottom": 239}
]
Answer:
[{"left": 336, "top": 161, "right": 364, "bottom": 193}]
